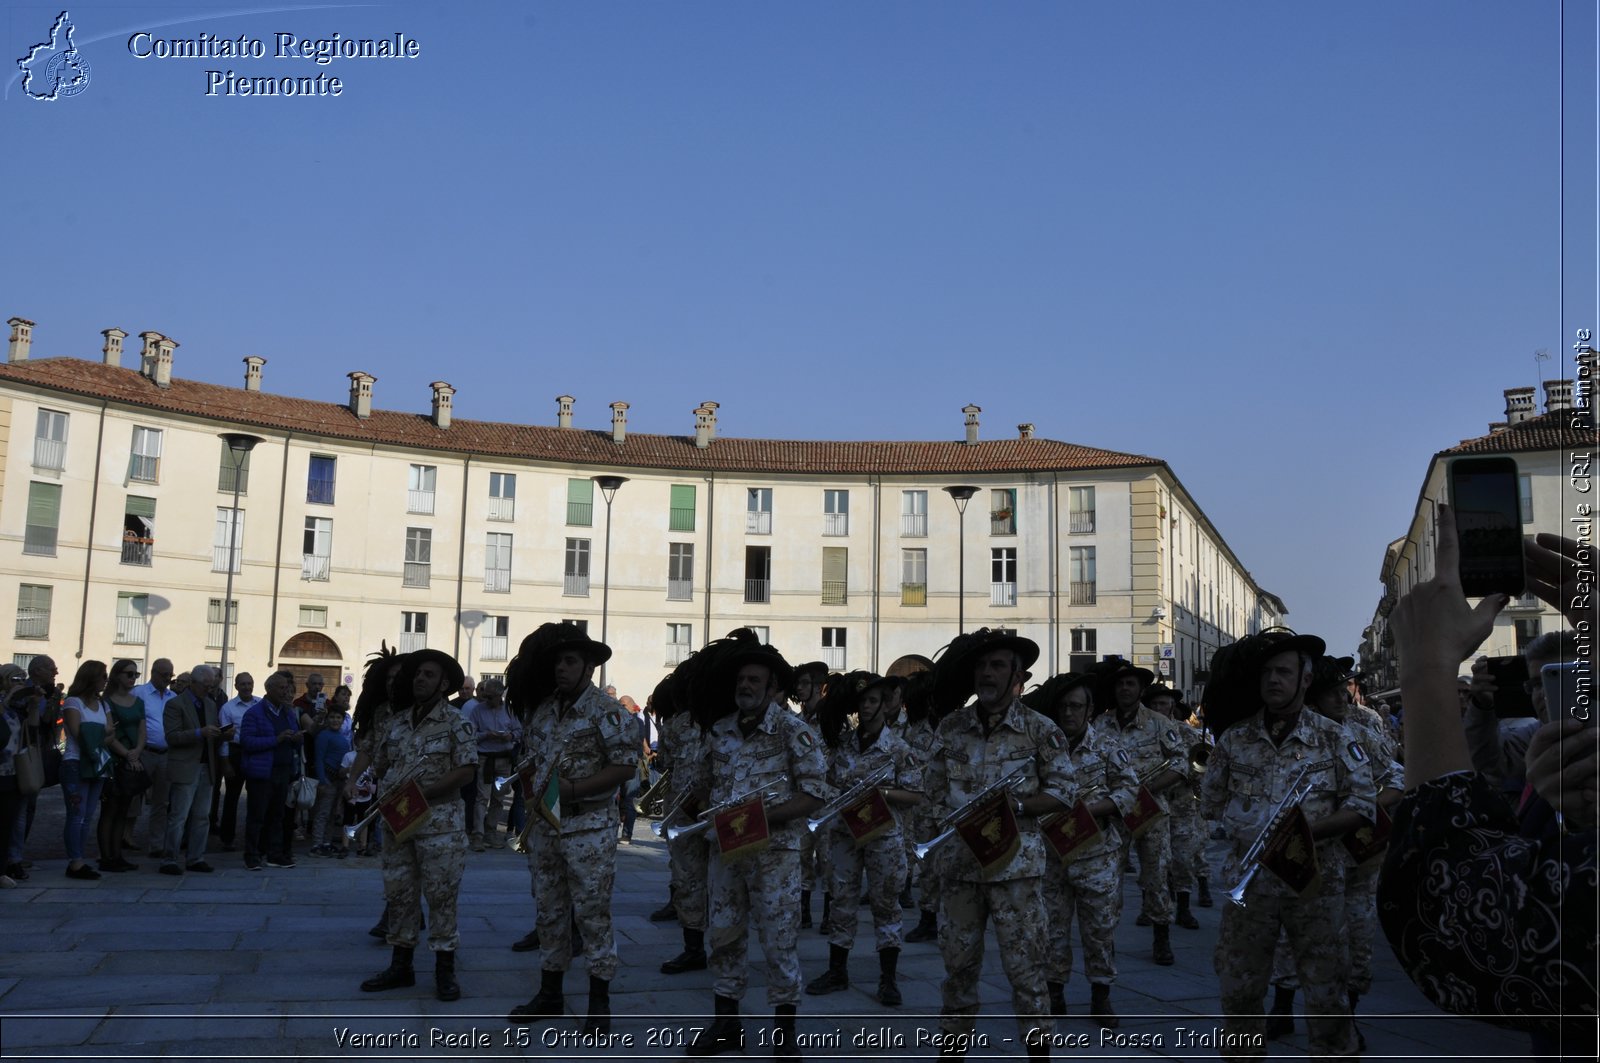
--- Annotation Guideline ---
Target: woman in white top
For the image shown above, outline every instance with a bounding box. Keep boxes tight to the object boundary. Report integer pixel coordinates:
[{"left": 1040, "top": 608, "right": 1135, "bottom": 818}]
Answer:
[{"left": 62, "top": 660, "right": 111, "bottom": 881}]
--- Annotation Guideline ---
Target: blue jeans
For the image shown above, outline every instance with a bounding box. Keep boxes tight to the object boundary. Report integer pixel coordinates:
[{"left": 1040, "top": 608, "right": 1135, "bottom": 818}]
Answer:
[{"left": 61, "top": 771, "right": 105, "bottom": 862}]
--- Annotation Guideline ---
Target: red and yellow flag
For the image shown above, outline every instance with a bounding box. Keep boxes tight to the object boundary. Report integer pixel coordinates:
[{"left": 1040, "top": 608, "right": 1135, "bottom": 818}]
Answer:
[
  {"left": 1041, "top": 800, "right": 1103, "bottom": 862},
  {"left": 713, "top": 793, "right": 771, "bottom": 861},
  {"left": 379, "top": 777, "right": 431, "bottom": 843},
  {"left": 954, "top": 793, "right": 1021, "bottom": 878},
  {"left": 1260, "top": 804, "right": 1321, "bottom": 896},
  {"left": 843, "top": 788, "right": 896, "bottom": 847},
  {"left": 1120, "top": 783, "right": 1165, "bottom": 839},
  {"left": 1341, "top": 804, "right": 1392, "bottom": 870}
]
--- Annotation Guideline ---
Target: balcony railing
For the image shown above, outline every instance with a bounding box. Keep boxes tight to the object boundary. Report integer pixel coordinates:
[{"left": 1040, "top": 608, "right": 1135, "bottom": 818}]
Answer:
[
  {"left": 567, "top": 501, "right": 593, "bottom": 526},
  {"left": 302, "top": 554, "right": 331, "bottom": 581},
  {"left": 307, "top": 478, "right": 336, "bottom": 505},
  {"left": 822, "top": 513, "right": 848, "bottom": 536},
  {"left": 32, "top": 437, "right": 66, "bottom": 471},
  {"left": 900, "top": 512, "right": 927, "bottom": 537},
  {"left": 129, "top": 454, "right": 159, "bottom": 483},
  {"left": 121, "top": 537, "right": 154, "bottom": 566},
  {"left": 206, "top": 621, "right": 237, "bottom": 650},
  {"left": 746, "top": 510, "right": 772, "bottom": 535},
  {"left": 668, "top": 579, "right": 693, "bottom": 601},
  {"left": 822, "top": 645, "right": 846, "bottom": 670},
  {"left": 485, "top": 569, "right": 511, "bottom": 593},
  {"left": 213, "top": 545, "right": 241, "bottom": 573},
  {"left": 990, "top": 514, "right": 1015, "bottom": 535},
  {"left": 669, "top": 507, "right": 695, "bottom": 532},
  {"left": 114, "top": 615, "right": 149, "bottom": 644},
  {"left": 398, "top": 632, "right": 427, "bottom": 653},
  {"left": 1069, "top": 513, "right": 1095, "bottom": 534},
  {"left": 1070, "top": 581, "right": 1097, "bottom": 605},
  {"left": 488, "top": 495, "right": 515, "bottom": 522},
  {"left": 23, "top": 526, "right": 56, "bottom": 556},
  {"left": 821, "top": 580, "right": 847, "bottom": 606},
  {"left": 666, "top": 643, "right": 692, "bottom": 666},
  {"left": 403, "top": 562, "right": 431, "bottom": 588},
  {"left": 408, "top": 490, "right": 435, "bottom": 515},
  {"left": 480, "top": 635, "right": 508, "bottom": 661},
  {"left": 991, "top": 582, "right": 1017, "bottom": 606},
  {"left": 900, "top": 582, "right": 927, "bottom": 607},
  {"left": 744, "top": 578, "right": 770, "bottom": 604},
  {"left": 15, "top": 611, "right": 49, "bottom": 639},
  {"left": 564, "top": 573, "right": 590, "bottom": 596}
]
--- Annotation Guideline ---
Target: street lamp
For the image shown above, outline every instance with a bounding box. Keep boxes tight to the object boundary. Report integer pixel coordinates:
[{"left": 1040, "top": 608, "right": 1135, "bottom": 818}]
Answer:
[
  {"left": 459, "top": 610, "right": 485, "bottom": 683},
  {"left": 593, "top": 475, "right": 629, "bottom": 689},
  {"left": 218, "top": 432, "right": 264, "bottom": 684},
  {"left": 944, "top": 486, "right": 978, "bottom": 634}
]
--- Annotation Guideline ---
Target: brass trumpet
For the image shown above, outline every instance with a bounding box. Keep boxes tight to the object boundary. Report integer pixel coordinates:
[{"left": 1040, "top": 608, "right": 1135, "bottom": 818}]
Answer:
[
  {"left": 1225, "top": 766, "right": 1312, "bottom": 908},
  {"left": 343, "top": 767, "right": 424, "bottom": 841},
  {"left": 665, "top": 777, "right": 790, "bottom": 841},
  {"left": 494, "top": 751, "right": 541, "bottom": 796},
  {"left": 1188, "top": 742, "right": 1211, "bottom": 775},
  {"left": 915, "top": 767, "right": 1027, "bottom": 860},
  {"left": 508, "top": 811, "right": 538, "bottom": 854},
  {"left": 651, "top": 786, "right": 694, "bottom": 838},
  {"left": 806, "top": 763, "right": 894, "bottom": 833}
]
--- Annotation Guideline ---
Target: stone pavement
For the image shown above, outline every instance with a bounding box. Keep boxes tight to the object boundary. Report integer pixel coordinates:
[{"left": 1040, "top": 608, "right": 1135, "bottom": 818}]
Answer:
[{"left": 0, "top": 816, "right": 1529, "bottom": 1063}]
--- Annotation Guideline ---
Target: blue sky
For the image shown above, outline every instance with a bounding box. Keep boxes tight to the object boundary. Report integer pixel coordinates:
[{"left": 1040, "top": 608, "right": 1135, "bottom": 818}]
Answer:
[{"left": 4, "top": 0, "right": 1596, "bottom": 656}]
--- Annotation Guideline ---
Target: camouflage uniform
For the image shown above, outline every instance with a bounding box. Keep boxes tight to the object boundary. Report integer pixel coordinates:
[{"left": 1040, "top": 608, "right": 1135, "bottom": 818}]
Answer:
[
  {"left": 1201, "top": 710, "right": 1377, "bottom": 1061},
  {"left": 922, "top": 699, "right": 1072, "bottom": 1042},
  {"left": 825, "top": 726, "right": 920, "bottom": 952},
  {"left": 1166, "top": 720, "right": 1208, "bottom": 893},
  {"left": 1042, "top": 727, "right": 1139, "bottom": 988},
  {"left": 1094, "top": 707, "right": 1186, "bottom": 924},
  {"left": 660, "top": 710, "right": 709, "bottom": 931},
  {"left": 522, "top": 683, "right": 638, "bottom": 981},
  {"left": 698, "top": 699, "right": 830, "bottom": 1007},
  {"left": 797, "top": 704, "right": 831, "bottom": 899},
  {"left": 373, "top": 699, "right": 477, "bottom": 952},
  {"left": 902, "top": 716, "right": 943, "bottom": 919}
]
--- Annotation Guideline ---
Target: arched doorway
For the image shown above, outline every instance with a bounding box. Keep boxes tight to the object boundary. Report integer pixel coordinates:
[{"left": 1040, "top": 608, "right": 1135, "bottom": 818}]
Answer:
[{"left": 277, "top": 631, "right": 346, "bottom": 693}]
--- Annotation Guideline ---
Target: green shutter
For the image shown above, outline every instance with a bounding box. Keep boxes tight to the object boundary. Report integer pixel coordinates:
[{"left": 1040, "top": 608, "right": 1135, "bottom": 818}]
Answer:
[
  {"left": 26, "top": 482, "right": 60, "bottom": 527},
  {"left": 669, "top": 484, "right": 696, "bottom": 532},
  {"left": 125, "top": 495, "right": 157, "bottom": 519},
  {"left": 567, "top": 479, "right": 594, "bottom": 504}
]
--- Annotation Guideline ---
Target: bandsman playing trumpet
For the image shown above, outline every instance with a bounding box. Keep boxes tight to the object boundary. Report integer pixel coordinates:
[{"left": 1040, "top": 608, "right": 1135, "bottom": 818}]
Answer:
[
  {"left": 1200, "top": 631, "right": 1376, "bottom": 1061},
  {"left": 653, "top": 666, "right": 711, "bottom": 974},
  {"left": 804, "top": 672, "right": 924, "bottom": 1006},
  {"left": 789, "top": 659, "right": 831, "bottom": 931},
  {"left": 1143, "top": 682, "right": 1210, "bottom": 919}
]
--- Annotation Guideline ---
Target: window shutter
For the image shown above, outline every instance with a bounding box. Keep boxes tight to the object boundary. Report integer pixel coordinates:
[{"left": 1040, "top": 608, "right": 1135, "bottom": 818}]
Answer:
[
  {"left": 568, "top": 479, "right": 594, "bottom": 505},
  {"left": 26, "top": 483, "right": 61, "bottom": 526},
  {"left": 125, "top": 495, "right": 157, "bottom": 519},
  {"left": 823, "top": 546, "right": 847, "bottom": 584}
]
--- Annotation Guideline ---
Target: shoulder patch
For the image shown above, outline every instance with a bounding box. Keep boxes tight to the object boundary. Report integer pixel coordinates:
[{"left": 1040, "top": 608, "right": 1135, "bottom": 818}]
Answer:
[
  {"left": 1047, "top": 730, "right": 1064, "bottom": 750},
  {"left": 796, "top": 730, "right": 814, "bottom": 749},
  {"left": 1114, "top": 747, "right": 1131, "bottom": 766},
  {"left": 607, "top": 710, "right": 623, "bottom": 730},
  {"left": 1347, "top": 740, "right": 1367, "bottom": 763}
]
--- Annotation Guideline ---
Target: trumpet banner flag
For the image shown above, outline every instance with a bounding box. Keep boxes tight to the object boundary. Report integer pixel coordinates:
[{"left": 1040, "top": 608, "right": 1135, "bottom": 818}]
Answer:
[
  {"left": 379, "top": 777, "right": 431, "bottom": 843},
  {"left": 1041, "top": 800, "right": 1103, "bottom": 862},
  {"left": 1120, "top": 783, "right": 1164, "bottom": 839},
  {"left": 1341, "top": 804, "right": 1392, "bottom": 869},
  {"left": 1260, "top": 804, "right": 1321, "bottom": 896},
  {"left": 537, "top": 772, "right": 562, "bottom": 830},
  {"left": 843, "top": 787, "right": 896, "bottom": 847},
  {"left": 713, "top": 793, "right": 771, "bottom": 860},
  {"left": 955, "top": 792, "right": 1021, "bottom": 877}
]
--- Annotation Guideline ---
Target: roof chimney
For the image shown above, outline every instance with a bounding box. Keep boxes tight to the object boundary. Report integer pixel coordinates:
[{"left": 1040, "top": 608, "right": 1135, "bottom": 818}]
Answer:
[
  {"left": 243, "top": 355, "right": 266, "bottom": 391},
  {"left": 694, "top": 402, "right": 719, "bottom": 449},
  {"left": 556, "top": 395, "right": 574, "bottom": 429},
  {"left": 7, "top": 318, "right": 34, "bottom": 363},
  {"left": 152, "top": 335, "right": 177, "bottom": 389},
  {"left": 1487, "top": 421, "right": 1508, "bottom": 435},
  {"left": 1017, "top": 422, "right": 1035, "bottom": 440},
  {"left": 430, "top": 380, "right": 455, "bottom": 429},
  {"left": 348, "top": 371, "right": 375, "bottom": 419},
  {"left": 1504, "top": 387, "right": 1535, "bottom": 425},
  {"left": 139, "top": 331, "right": 161, "bottom": 379},
  {"left": 102, "top": 328, "right": 127, "bottom": 367},
  {"left": 610, "top": 401, "right": 629, "bottom": 445},
  {"left": 962, "top": 403, "right": 982, "bottom": 445},
  {"left": 1543, "top": 379, "right": 1573, "bottom": 413}
]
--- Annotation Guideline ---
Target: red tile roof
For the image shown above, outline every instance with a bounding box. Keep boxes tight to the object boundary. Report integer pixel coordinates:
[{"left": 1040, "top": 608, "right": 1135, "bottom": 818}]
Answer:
[
  {"left": 1440, "top": 407, "right": 1596, "bottom": 457},
  {"left": 0, "top": 357, "right": 1162, "bottom": 476}
]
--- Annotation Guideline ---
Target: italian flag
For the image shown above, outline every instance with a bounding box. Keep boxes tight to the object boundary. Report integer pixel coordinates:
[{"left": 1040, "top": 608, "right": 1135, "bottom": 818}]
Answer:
[{"left": 538, "top": 772, "right": 561, "bottom": 829}]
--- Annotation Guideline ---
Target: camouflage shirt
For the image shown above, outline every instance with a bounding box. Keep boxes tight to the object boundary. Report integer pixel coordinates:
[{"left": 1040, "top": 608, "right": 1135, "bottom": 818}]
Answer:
[
  {"left": 706, "top": 700, "right": 831, "bottom": 852},
  {"left": 373, "top": 697, "right": 478, "bottom": 837},
  {"left": 659, "top": 710, "right": 707, "bottom": 798},
  {"left": 1093, "top": 706, "right": 1187, "bottom": 815},
  {"left": 824, "top": 725, "right": 922, "bottom": 842},
  {"left": 524, "top": 683, "right": 639, "bottom": 835},
  {"left": 1059, "top": 726, "right": 1141, "bottom": 859}
]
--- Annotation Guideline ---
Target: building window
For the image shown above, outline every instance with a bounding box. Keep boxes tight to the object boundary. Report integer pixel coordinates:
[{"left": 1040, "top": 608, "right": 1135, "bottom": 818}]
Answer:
[
  {"left": 403, "top": 527, "right": 432, "bottom": 588},
  {"left": 668, "top": 542, "right": 695, "bottom": 601},
  {"left": 669, "top": 484, "right": 697, "bottom": 533},
  {"left": 400, "top": 611, "right": 428, "bottom": 652},
  {"left": 115, "top": 592, "right": 150, "bottom": 645},
  {"left": 480, "top": 615, "right": 510, "bottom": 661},
  {"left": 33, "top": 409, "right": 68, "bottom": 473},
  {"left": 213, "top": 508, "right": 244, "bottom": 573},
  {"left": 299, "top": 605, "right": 328, "bottom": 628},
  {"left": 1069, "top": 629, "right": 1098, "bottom": 673},
  {"left": 567, "top": 478, "right": 594, "bottom": 526},
  {"left": 485, "top": 532, "right": 512, "bottom": 592},
  {"left": 564, "top": 538, "right": 591, "bottom": 596},
  {"left": 990, "top": 488, "right": 1016, "bottom": 535},
  {"left": 901, "top": 549, "right": 928, "bottom": 606},
  {"left": 561, "top": 618, "right": 589, "bottom": 634},
  {"left": 302, "top": 517, "right": 332, "bottom": 581},
  {"left": 488, "top": 471, "right": 516, "bottom": 521},
  {"left": 122, "top": 496, "right": 156, "bottom": 566},
  {"left": 24, "top": 482, "right": 61, "bottom": 556},
  {"left": 217, "top": 440, "right": 251, "bottom": 495},
  {"left": 307, "top": 455, "right": 337, "bottom": 505},
  {"left": 667, "top": 623, "right": 693, "bottom": 665},
  {"left": 204, "top": 660, "right": 237, "bottom": 690},
  {"left": 901, "top": 490, "right": 928, "bottom": 537},
  {"left": 1514, "top": 617, "right": 1541, "bottom": 651},
  {"left": 991, "top": 547, "right": 1017, "bottom": 606},
  {"left": 15, "top": 584, "right": 52, "bottom": 640},
  {"left": 823, "top": 490, "right": 850, "bottom": 536},
  {"left": 408, "top": 464, "right": 437, "bottom": 515},
  {"left": 745, "top": 545, "right": 772, "bottom": 603},
  {"left": 745, "top": 625, "right": 770, "bottom": 644},
  {"left": 1068, "top": 486, "right": 1095, "bottom": 534},
  {"left": 822, "top": 627, "right": 846, "bottom": 670},
  {"left": 822, "top": 546, "right": 848, "bottom": 605},
  {"left": 1518, "top": 474, "right": 1533, "bottom": 524},
  {"left": 206, "top": 598, "right": 239, "bottom": 649},
  {"left": 747, "top": 488, "right": 773, "bottom": 534},
  {"left": 1070, "top": 546, "right": 1097, "bottom": 605},
  {"left": 129, "top": 426, "right": 162, "bottom": 483}
]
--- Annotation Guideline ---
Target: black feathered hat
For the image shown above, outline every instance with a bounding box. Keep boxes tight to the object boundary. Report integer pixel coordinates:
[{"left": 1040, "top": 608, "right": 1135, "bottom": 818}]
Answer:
[
  {"left": 1140, "top": 682, "right": 1179, "bottom": 706},
  {"left": 931, "top": 627, "right": 1040, "bottom": 713},
  {"left": 395, "top": 649, "right": 465, "bottom": 704},
  {"left": 505, "top": 622, "right": 612, "bottom": 718},
  {"left": 1021, "top": 671, "right": 1096, "bottom": 727}
]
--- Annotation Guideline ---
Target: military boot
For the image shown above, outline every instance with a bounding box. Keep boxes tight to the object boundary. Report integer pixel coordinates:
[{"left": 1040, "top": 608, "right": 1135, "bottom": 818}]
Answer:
[
  {"left": 905, "top": 909, "right": 938, "bottom": 943},
  {"left": 661, "top": 927, "right": 709, "bottom": 974},
  {"left": 805, "top": 944, "right": 850, "bottom": 995},
  {"left": 1152, "top": 923, "right": 1174, "bottom": 966},
  {"left": 686, "top": 994, "right": 743, "bottom": 1056},
  {"left": 876, "top": 947, "right": 902, "bottom": 1007},
  {"left": 1175, "top": 892, "right": 1199, "bottom": 929},
  {"left": 1090, "top": 984, "right": 1119, "bottom": 1029},
  {"left": 799, "top": 889, "right": 812, "bottom": 929},
  {"left": 773, "top": 1003, "right": 801, "bottom": 1061},
  {"left": 1196, "top": 875, "right": 1213, "bottom": 907},
  {"left": 1046, "top": 981, "right": 1067, "bottom": 1017},
  {"left": 1265, "top": 985, "right": 1295, "bottom": 1038},
  {"left": 360, "top": 946, "right": 415, "bottom": 992},
  {"left": 584, "top": 975, "right": 611, "bottom": 1036},
  {"left": 435, "top": 950, "right": 460, "bottom": 1002},
  {"left": 508, "top": 968, "right": 564, "bottom": 1024}
]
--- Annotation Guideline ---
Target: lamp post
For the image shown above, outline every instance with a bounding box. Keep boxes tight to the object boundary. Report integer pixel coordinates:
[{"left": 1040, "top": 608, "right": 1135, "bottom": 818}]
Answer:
[
  {"left": 218, "top": 433, "right": 264, "bottom": 684},
  {"left": 944, "top": 486, "right": 978, "bottom": 634},
  {"left": 593, "top": 475, "right": 629, "bottom": 689},
  {"left": 459, "top": 610, "right": 485, "bottom": 683}
]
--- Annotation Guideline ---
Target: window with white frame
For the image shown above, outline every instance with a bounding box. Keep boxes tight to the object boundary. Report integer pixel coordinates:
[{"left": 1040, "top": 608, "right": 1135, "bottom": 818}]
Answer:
[
  {"left": 15, "top": 584, "right": 51, "bottom": 640},
  {"left": 400, "top": 611, "right": 428, "bottom": 652},
  {"left": 823, "top": 490, "right": 849, "bottom": 536},
  {"left": 307, "top": 455, "right": 337, "bottom": 505},
  {"left": 564, "top": 538, "right": 591, "bottom": 596},
  {"left": 746, "top": 487, "right": 773, "bottom": 534},
  {"left": 1068, "top": 486, "right": 1096, "bottom": 533},
  {"left": 991, "top": 547, "right": 1017, "bottom": 605},
  {"left": 115, "top": 592, "right": 149, "bottom": 645},
  {"left": 33, "top": 409, "right": 67, "bottom": 472},
  {"left": 1070, "top": 546, "right": 1096, "bottom": 605},
  {"left": 404, "top": 527, "right": 432, "bottom": 587},
  {"left": 206, "top": 598, "right": 239, "bottom": 649},
  {"left": 129, "top": 426, "right": 162, "bottom": 483},
  {"left": 302, "top": 517, "right": 332, "bottom": 581},
  {"left": 900, "top": 489, "right": 928, "bottom": 537},
  {"left": 990, "top": 488, "right": 1017, "bottom": 535},
  {"left": 122, "top": 496, "right": 155, "bottom": 566},
  {"left": 485, "top": 532, "right": 512, "bottom": 592},
  {"left": 1518, "top": 474, "right": 1533, "bottom": 523},
  {"left": 23, "top": 482, "right": 61, "bottom": 556},
  {"left": 561, "top": 618, "right": 589, "bottom": 634},
  {"left": 480, "top": 614, "right": 510, "bottom": 660},
  {"left": 408, "top": 464, "right": 437, "bottom": 514},
  {"left": 744, "top": 546, "right": 771, "bottom": 603},
  {"left": 744, "top": 625, "right": 770, "bottom": 644},
  {"left": 822, "top": 627, "right": 847, "bottom": 670},
  {"left": 666, "top": 623, "right": 693, "bottom": 665},
  {"left": 299, "top": 605, "right": 328, "bottom": 628},
  {"left": 668, "top": 542, "right": 694, "bottom": 601},
  {"left": 901, "top": 549, "right": 927, "bottom": 606},
  {"left": 1069, "top": 628, "right": 1097, "bottom": 672},
  {"left": 488, "top": 471, "right": 516, "bottom": 521},
  {"left": 213, "top": 507, "right": 244, "bottom": 573}
]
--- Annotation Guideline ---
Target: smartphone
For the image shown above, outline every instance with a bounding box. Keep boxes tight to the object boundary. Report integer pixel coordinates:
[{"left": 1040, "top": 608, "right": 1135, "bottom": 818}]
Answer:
[
  {"left": 1484, "top": 655, "right": 1534, "bottom": 719},
  {"left": 1448, "top": 457, "right": 1525, "bottom": 598},
  {"left": 1542, "top": 662, "right": 1592, "bottom": 727}
]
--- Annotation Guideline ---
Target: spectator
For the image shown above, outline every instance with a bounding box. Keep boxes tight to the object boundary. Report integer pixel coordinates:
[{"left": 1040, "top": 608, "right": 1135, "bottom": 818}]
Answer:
[
  {"left": 449, "top": 676, "right": 476, "bottom": 710},
  {"left": 616, "top": 696, "right": 648, "bottom": 845},
  {"left": 345, "top": 754, "right": 377, "bottom": 856},
  {"left": 464, "top": 677, "right": 519, "bottom": 850},
  {"left": 161, "top": 665, "right": 222, "bottom": 875},
  {"left": 240, "top": 671, "right": 303, "bottom": 870},
  {"left": 311, "top": 701, "right": 352, "bottom": 857},
  {"left": 61, "top": 660, "right": 112, "bottom": 881},
  {"left": 7, "top": 655, "right": 60, "bottom": 881},
  {"left": 0, "top": 666, "right": 27, "bottom": 888},
  {"left": 98, "top": 659, "right": 147, "bottom": 872},
  {"left": 215, "top": 673, "right": 258, "bottom": 851},
  {"left": 130, "top": 659, "right": 177, "bottom": 857}
]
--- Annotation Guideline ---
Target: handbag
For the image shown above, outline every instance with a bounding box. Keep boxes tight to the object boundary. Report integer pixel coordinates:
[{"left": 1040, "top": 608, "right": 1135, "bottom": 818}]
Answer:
[
  {"left": 289, "top": 774, "right": 319, "bottom": 810},
  {"left": 14, "top": 742, "right": 44, "bottom": 796},
  {"left": 113, "top": 760, "right": 152, "bottom": 798}
]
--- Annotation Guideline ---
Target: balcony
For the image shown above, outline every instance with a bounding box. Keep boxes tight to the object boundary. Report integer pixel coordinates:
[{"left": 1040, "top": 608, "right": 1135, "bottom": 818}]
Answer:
[
  {"left": 32, "top": 437, "right": 66, "bottom": 472},
  {"left": 1070, "top": 581, "right": 1097, "bottom": 605},
  {"left": 1069, "top": 513, "right": 1095, "bottom": 534},
  {"left": 990, "top": 513, "right": 1015, "bottom": 536},
  {"left": 129, "top": 454, "right": 159, "bottom": 483},
  {"left": 115, "top": 615, "right": 149, "bottom": 644},
  {"left": 403, "top": 562, "right": 431, "bottom": 588},
  {"left": 481, "top": 635, "right": 508, "bottom": 661},
  {"left": 669, "top": 507, "right": 695, "bottom": 532},
  {"left": 485, "top": 570, "right": 511, "bottom": 593},
  {"left": 121, "top": 536, "right": 154, "bottom": 567},
  {"left": 991, "top": 582, "right": 1017, "bottom": 607},
  {"left": 301, "top": 554, "right": 331, "bottom": 581},
  {"left": 744, "top": 578, "right": 770, "bottom": 604},
  {"left": 488, "top": 495, "right": 515, "bottom": 522},
  {"left": 822, "top": 513, "right": 848, "bottom": 536},
  {"left": 213, "top": 545, "right": 241, "bottom": 573},
  {"left": 407, "top": 490, "right": 435, "bottom": 515},
  {"left": 15, "top": 611, "right": 49, "bottom": 640},
  {"left": 668, "top": 579, "right": 693, "bottom": 601},
  {"left": 398, "top": 632, "right": 427, "bottom": 653},
  {"left": 901, "top": 582, "right": 927, "bottom": 607},
  {"left": 206, "top": 621, "right": 237, "bottom": 650},
  {"left": 900, "top": 512, "right": 927, "bottom": 537},
  {"left": 567, "top": 501, "right": 593, "bottom": 526},
  {"left": 746, "top": 510, "right": 772, "bottom": 535},
  {"left": 666, "top": 643, "right": 692, "bottom": 666},
  {"left": 822, "top": 645, "right": 846, "bottom": 670},
  {"left": 821, "top": 580, "right": 847, "bottom": 606},
  {"left": 307, "top": 478, "right": 336, "bottom": 505},
  {"left": 564, "top": 573, "right": 590, "bottom": 596},
  {"left": 23, "top": 526, "right": 56, "bottom": 556}
]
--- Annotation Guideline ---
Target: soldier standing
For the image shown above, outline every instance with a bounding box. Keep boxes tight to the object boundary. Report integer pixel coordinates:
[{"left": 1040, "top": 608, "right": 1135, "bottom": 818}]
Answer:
[
  {"left": 1143, "top": 682, "right": 1208, "bottom": 923},
  {"left": 654, "top": 668, "right": 712, "bottom": 975},
  {"left": 359, "top": 650, "right": 477, "bottom": 1001},
  {"left": 505, "top": 623, "right": 637, "bottom": 1035},
  {"left": 789, "top": 660, "right": 830, "bottom": 930},
  {"left": 899, "top": 671, "right": 944, "bottom": 944}
]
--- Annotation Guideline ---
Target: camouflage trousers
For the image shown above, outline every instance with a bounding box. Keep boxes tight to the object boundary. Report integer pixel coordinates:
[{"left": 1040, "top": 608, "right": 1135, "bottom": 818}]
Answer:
[
  {"left": 709, "top": 845, "right": 803, "bottom": 1007},
  {"left": 1124, "top": 817, "right": 1175, "bottom": 924},
  {"left": 1343, "top": 860, "right": 1379, "bottom": 995},
  {"left": 528, "top": 824, "right": 619, "bottom": 980},
  {"left": 827, "top": 830, "right": 907, "bottom": 952},
  {"left": 1216, "top": 883, "right": 1355, "bottom": 1061},
  {"left": 382, "top": 829, "right": 467, "bottom": 952},
  {"left": 1167, "top": 792, "right": 1204, "bottom": 893},
  {"left": 911, "top": 805, "right": 943, "bottom": 914},
  {"left": 1270, "top": 860, "right": 1351, "bottom": 991},
  {"left": 939, "top": 876, "right": 1052, "bottom": 1044},
  {"left": 1041, "top": 847, "right": 1122, "bottom": 986},
  {"left": 667, "top": 824, "right": 709, "bottom": 932},
  {"left": 799, "top": 827, "right": 832, "bottom": 896}
]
